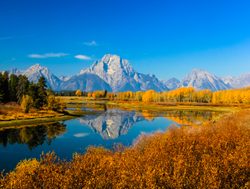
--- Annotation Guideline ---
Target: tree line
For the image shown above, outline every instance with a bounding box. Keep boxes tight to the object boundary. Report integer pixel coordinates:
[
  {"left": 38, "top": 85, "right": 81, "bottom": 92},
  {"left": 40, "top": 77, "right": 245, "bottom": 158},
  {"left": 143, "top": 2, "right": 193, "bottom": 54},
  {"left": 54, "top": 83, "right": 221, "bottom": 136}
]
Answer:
[
  {"left": 1, "top": 71, "right": 249, "bottom": 107},
  {"left": 0, "top": 72, "right": 64, "bottom": 113},
  {"left": 86, "top": 87, "right": 250, "bottom": 104}
]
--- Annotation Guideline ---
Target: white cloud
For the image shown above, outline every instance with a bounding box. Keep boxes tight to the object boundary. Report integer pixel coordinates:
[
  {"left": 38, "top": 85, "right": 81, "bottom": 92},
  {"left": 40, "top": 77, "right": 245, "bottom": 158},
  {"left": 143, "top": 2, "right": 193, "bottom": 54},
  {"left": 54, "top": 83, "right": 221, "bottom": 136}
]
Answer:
[
  {"left": 84, "top": 40, "right": 98, "bottom": 46},
  {"left": 28, "top": 53, "right": 68, "bottom": 58},
  {"left": 73, "top": 133, "right": 89, "bottom": 138},
  {"left": 74, "top": 54, "right": 91, "bottom": 60}
]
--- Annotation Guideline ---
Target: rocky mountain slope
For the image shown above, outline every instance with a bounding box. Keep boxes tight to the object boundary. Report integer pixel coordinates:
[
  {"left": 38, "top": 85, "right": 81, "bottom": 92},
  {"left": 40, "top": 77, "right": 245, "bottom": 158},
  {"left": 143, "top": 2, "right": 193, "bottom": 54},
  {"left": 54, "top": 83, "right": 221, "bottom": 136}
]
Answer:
[
  {"left": 222, "top": 73, "right": 250, "bottom": 88},
  {"left": 179, "top": 69, "right": 230, "bottom": 91},
  {"left": 22, "top": 64, "right": 61, "bottom": 90},
  {"left": 80, "top": 54, "right": 167, "bottom": 92}
]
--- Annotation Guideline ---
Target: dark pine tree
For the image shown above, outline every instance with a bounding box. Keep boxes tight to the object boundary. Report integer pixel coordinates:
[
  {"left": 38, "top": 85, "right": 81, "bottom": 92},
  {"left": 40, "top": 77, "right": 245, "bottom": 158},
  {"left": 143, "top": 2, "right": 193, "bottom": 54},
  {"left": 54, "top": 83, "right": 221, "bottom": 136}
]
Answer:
[
  {"left": 37, "top": 76, "right": 48, "bottom": 108},
  {"left": 28, "top": 83, "right": 40, "bottom": 109},
  {"left": 17, "top": 75, "right": 29, "bottom": 104},
  {"left": 0, "top": 73, "right": 3, "bottom": 102},
  {"left": 2, "top": 72, "right": 10, "bottom": 102},
  {"left": 9, "top": 74, "right": 19, "bottom": 102}
]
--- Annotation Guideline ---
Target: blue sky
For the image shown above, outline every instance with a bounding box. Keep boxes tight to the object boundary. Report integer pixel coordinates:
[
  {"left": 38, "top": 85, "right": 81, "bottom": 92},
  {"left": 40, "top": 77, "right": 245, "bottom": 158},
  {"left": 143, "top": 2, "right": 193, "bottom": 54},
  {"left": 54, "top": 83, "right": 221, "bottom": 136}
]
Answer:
[{"left": 0, "top": 0, "right": 250, "bottom": 80}]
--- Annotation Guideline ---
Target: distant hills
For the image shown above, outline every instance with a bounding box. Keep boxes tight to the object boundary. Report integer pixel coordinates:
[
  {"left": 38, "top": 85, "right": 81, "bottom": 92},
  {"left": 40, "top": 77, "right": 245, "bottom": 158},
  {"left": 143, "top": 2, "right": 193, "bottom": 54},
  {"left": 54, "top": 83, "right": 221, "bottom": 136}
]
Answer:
[{"left": 5, "top": 54, "right": 250, "bottom": 92}]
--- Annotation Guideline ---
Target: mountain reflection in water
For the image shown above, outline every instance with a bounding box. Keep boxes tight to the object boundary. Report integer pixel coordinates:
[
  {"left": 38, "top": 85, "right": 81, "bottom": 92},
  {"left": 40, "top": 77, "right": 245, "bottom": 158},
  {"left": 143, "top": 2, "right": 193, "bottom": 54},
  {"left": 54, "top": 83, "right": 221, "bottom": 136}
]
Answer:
[
  {"left": 78, "top": 108, "right": 219, "bottom": 140},
  {"left": 79, "top": 109, "right": 145, "bottom": 139}
]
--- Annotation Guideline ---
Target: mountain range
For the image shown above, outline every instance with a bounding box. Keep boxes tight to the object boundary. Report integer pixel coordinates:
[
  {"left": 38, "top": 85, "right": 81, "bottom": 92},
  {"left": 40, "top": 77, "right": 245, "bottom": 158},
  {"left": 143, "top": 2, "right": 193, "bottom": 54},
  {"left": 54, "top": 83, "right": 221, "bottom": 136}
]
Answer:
[{"left": 5, "top": 54, "right": 250, "bottom": 92}]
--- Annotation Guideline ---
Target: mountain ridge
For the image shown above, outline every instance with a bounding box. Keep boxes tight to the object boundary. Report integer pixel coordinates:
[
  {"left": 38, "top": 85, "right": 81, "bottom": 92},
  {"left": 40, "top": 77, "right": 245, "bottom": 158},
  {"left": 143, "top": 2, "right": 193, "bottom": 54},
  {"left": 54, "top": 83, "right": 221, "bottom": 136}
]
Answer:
[
  {"left": 80, "top": 54, "right": 167, "bottom": 92},
  {"left": 180, "top": 69, "right": 230, "bottom": 91},
  {"left": 5, "top": 54, "right": 250, "bottom": 91}
]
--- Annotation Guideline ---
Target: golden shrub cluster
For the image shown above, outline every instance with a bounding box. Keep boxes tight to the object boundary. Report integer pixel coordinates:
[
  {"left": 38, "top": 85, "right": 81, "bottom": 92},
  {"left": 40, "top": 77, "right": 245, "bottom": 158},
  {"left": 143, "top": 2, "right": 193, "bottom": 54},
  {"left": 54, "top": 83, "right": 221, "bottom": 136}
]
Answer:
[
  {"left": 88, "top": 90, "right": 107, "bottom": 99},
  {"left": 1, "top": 110, "right": 249, "bottom": 188},
  {"left": 75, "top": 90, "right": 82, "bottom": 97}
]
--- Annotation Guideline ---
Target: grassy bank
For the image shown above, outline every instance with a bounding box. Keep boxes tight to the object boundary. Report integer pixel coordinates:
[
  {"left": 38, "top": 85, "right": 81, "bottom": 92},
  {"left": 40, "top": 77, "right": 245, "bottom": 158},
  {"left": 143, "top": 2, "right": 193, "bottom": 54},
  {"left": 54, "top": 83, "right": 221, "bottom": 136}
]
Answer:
[
  {"left": 57, "top": 96, "right": 248, "bottom": 112},
  {"left": 1, "top": 96, "right": 249, "bottom": 128},
  {"left": 0, "top": 115, "right": 73, "bottom": 128},
  {"left": 1, "top": 109, "right": 249, "bottom": 188},
  {"left": 0, "top": 103, "right": 94, "bottom": 128},
  {"left": 106, "top": 101, "right": 243, "bottom": 112}
]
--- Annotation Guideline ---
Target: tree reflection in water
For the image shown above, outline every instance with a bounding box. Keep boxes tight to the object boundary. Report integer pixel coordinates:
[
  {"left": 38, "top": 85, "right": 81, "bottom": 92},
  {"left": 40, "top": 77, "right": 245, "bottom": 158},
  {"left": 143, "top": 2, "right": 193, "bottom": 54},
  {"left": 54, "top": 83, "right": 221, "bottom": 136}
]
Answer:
[{"left": 0, "top": 122, "right": 66, "bottom": 149}]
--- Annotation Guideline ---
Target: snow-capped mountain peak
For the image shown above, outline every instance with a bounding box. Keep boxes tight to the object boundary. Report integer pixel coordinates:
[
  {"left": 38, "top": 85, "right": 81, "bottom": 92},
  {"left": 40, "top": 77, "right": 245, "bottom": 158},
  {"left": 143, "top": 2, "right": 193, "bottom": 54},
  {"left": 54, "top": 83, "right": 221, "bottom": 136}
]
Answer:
[
  {"left": 80, "top": 54, "right": 166, "bottom": 92},
  {"left": 181, "top": 69, "right": 230, "bottom": 91},
  {"left": 23, "top": 64, "right": 61, "bottom": 90},
  {"left": 23, "top": 64, "right": 49, "bottom": 77},
  {"left": 222, "top": 73, "right": 250, "bottom": 88}
]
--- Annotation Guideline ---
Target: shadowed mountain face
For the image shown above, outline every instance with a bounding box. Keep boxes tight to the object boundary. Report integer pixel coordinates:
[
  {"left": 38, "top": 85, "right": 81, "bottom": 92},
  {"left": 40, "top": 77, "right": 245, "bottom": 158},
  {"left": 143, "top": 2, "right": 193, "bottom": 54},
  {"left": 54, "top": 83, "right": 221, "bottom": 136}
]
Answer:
[
  {"left": 60, "top": 73, "right": 112, "bottom": 92},
  {"left": 79, "top": 109, "right": 145, "bottom": 139},
  {"left": 163, "top": 77, "right": 181, "bottom": 90}
]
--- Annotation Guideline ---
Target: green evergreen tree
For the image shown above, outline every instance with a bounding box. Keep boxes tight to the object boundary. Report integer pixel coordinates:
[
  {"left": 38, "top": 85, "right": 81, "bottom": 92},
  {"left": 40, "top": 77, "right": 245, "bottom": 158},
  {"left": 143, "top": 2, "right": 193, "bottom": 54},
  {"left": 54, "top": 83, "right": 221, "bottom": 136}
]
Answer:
[
  {"left": 2, "top": 72, "right": 10, "bottom": 102},
  {"left": 0, "top": 73, "right": 3, "bottom": 102},
  {"left": 28, "top": 83, "right": 40, "bottom": 109},
  {"left": 9, "top": 74, "right": 19, "bottom": 102},
  {"left": 37, "top": 76, "right": 48, "bottom": 108},
  {"left": 17, "top": 75, "right": 29, "bottom": 104}
]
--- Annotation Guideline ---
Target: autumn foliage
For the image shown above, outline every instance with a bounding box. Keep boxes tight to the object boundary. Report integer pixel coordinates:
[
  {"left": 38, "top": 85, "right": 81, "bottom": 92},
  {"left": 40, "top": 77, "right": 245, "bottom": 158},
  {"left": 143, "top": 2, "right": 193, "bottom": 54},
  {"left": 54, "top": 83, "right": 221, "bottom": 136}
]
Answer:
[
  {"left": 104, "top": 87, "right": 250, "bottom": 104},
  {"left": 1, "top": 110, "right": 249, "bottom": 188}
]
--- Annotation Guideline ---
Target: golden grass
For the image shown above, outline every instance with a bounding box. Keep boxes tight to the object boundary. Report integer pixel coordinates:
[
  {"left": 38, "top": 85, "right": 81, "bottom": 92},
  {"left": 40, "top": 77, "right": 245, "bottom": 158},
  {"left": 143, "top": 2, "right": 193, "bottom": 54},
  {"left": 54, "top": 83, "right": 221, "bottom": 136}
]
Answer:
[
  {"left": 1, "top": 110, "right": 249, "bottom": 188},
  {"left": 0, "top": 103, "right": 62, "bottom": 121},
  {"left": 57, "top": 96, "right": 249, "bottom": 112}
]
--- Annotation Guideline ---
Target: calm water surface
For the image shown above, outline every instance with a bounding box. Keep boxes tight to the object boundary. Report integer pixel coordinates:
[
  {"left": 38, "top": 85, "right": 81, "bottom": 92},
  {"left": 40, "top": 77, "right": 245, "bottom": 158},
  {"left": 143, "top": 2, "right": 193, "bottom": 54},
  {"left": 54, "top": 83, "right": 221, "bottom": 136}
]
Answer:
[{"left": 0, "top": 107, "right": 220, "bottom": 172}]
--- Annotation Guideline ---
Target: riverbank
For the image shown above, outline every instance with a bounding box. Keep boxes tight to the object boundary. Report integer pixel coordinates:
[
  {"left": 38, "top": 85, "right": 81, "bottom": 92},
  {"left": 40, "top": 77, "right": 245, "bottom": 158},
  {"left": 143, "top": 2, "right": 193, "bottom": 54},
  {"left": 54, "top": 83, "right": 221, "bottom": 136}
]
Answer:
[
  {"left": 0, "top": 103, "right": 94, "bottom": 128},
  {"left": 1, "top": 97, "right": 250, "bottom": 128},
  {"left": 58, "top": 96, "right": 249, "bottom": 112}
]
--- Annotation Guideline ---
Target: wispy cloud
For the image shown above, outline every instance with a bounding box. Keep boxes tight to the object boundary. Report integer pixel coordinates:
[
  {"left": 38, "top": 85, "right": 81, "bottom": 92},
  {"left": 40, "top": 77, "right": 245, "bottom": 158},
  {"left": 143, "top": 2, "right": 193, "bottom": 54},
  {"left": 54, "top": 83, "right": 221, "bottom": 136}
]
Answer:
[
  {"left": 74, "top": 54, "right": 91, "bottom": 60},
  {"left": 74, "top": 133, "right": 89, "bottom": 138},
  {"left": 28, "top": 53, "right": 68, "bottom": 58},
  {"left": 84, "top": 40, "right": 98, "bottom": 46},
  {"left": 0, "top": 36, "right": 13, "bottom": 41}
]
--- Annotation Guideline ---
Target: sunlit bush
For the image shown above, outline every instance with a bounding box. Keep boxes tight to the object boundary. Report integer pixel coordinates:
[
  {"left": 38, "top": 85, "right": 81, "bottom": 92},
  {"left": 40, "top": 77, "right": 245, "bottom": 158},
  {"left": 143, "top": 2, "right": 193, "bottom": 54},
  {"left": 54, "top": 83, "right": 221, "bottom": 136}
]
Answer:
[{"left": 20, "top": 95, "right": 33, "bottom": 113}]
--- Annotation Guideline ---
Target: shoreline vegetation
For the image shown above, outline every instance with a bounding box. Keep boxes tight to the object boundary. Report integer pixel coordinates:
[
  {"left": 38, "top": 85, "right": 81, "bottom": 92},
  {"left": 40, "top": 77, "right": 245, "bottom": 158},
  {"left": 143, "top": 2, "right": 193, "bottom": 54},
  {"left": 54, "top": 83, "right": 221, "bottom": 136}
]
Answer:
[
  {"left": 1, "top": 98, "right": 248, "bottom": 128},
  {"left": 0, "top": 103, "right": 98, "bottom": 128},
  {"left": 1, "top": 94, "right": 250, "bottom": 128},
  {"left": 1, "top": 108, "right": 249, "bottom": 188}
]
